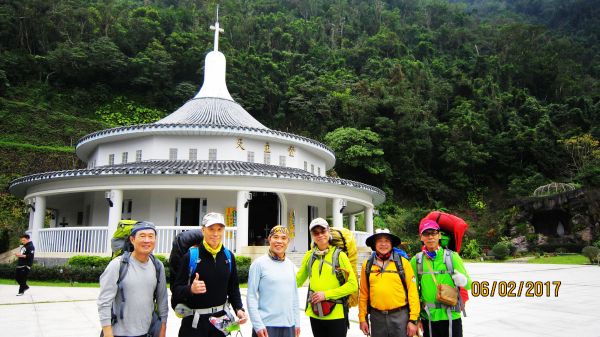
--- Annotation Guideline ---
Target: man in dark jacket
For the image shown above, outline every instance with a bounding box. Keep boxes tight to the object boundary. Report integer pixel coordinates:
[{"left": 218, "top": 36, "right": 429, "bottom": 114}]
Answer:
[
  {"left": 172, "top": 212, "right": 248, "bottom": 337},
  {"left": 15, "top": 233, "right": 34, "bottom": 296}
]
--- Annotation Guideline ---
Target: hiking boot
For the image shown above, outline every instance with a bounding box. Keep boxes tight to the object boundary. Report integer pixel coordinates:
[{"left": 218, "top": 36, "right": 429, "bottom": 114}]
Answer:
[
  {"left": 16, "top": 292, "right": 24, "bottom": 296},
  {"left": 23, "top": 286, "right": 30, "bottom": 293}
]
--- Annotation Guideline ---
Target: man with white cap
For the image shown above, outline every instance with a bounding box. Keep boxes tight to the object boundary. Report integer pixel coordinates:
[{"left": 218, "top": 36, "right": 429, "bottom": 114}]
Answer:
[
  {"left": 98, "top": 221, "right": 169, "bottom": 337},
  {"left": 172, "top": 212, "right": 248, "bottom": 337},
  {"left": 410, "top": 220, "right": 471, "bottom": 337},
  {"left": 359, "top": 228, "right": 420, "bottom": 337},
  {"left": 296, "top": 218, "right": 358, "bottom": 337}
]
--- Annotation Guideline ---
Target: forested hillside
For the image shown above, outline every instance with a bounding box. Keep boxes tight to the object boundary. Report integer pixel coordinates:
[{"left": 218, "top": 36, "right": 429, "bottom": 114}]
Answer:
[{"left": 1, "top": 0, "right": 599, "bottom": 249}]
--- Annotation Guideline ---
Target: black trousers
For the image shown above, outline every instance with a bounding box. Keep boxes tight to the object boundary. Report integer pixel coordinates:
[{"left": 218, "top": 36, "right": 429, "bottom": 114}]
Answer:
[
  {"left": 309, "top": 317, "right": 347, "bottom": 337},
  {"left": 15, "top": 267, "right": 30, "bottom": 293},
  {"left": 178, "top": 313, "right": 226, "bottom": 337},
  {"left": 422, "top": 318, "right": 463, "bottom": 337}
]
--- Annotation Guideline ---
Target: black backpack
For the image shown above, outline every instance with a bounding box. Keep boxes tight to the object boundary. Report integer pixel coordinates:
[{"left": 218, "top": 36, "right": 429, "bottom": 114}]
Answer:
[{"left": 168, "top": 229, "right": 204, "bottom": 308}]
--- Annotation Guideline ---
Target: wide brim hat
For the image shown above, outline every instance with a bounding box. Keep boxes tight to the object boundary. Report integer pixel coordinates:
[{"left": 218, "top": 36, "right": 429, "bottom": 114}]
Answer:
[{"left": 365, "top": 229, "right": 401, "bottom": 250}]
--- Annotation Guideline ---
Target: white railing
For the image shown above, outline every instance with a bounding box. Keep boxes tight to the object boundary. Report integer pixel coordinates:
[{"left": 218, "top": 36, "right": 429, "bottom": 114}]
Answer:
[
  {"left": 154, "top": 226, "right": 237, "bottom": 254},
  {"left": 352, "top": 230, "right": 369, "bottom": 247},
  {"left": 37, "top": 226, "right": 238, "bottom": 254},
  {"left": 38, "top": 227, "right": 108, "bottom": 253}
]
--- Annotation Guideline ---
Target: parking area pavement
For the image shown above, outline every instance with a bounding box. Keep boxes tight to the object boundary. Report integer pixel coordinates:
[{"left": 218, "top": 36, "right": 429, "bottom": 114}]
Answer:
[{"left": 1, "top": 263, "right": 599, "bottom": 337}]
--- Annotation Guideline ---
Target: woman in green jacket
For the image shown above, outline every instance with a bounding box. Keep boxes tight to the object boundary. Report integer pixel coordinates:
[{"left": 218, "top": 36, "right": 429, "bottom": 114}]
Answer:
[{"left": 296, "top": 218, "right": 358, "bottom": 337}]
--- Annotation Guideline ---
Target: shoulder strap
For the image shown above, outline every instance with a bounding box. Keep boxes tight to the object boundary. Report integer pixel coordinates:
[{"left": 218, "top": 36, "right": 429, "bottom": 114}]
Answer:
[
  {"left": 331, "top": 247, "right": 341, "bottom": 274},
  {"left": 116, "top": 252, "right": 131, "bottom": 320},
  {"left": 365, "top": 252, "right": 376, "bottom": 289},
  {"left": 443, "top": 249, "right": 454, "bottom": 274},
  {"left": 308, "top": 249, "right": 317, "bottom": 278},
  {"left": 392, "top": 252, "right": 409, "bottom": 306},
  {"left": 224, "top": 247, "right": 233, "bottom": 273},
  {"left": 148, "top": 254, "right": 162, "bottom": 298},
  {"left": 188, "top": 246, "right": 200, "bottom": 285}
]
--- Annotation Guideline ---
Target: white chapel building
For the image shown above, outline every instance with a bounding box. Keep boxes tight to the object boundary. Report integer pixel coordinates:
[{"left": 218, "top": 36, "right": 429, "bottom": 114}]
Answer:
[{"left": 9, "top": 19, "right": 385, "bottom": 257}]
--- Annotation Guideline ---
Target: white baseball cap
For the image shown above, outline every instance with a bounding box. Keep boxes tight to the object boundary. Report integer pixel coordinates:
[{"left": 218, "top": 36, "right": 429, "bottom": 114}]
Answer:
[
  {"left": 202, "top": 212, "right": 225, "bottom": 227},
  {"left": 309, "top": 217, "right": 329, "bottom": 231}
]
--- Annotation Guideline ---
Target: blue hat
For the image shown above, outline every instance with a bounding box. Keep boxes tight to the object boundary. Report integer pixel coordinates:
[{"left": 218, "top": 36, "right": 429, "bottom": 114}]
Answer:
[{"left": 131, "top": 221, "right": 156, "bottom": 236}]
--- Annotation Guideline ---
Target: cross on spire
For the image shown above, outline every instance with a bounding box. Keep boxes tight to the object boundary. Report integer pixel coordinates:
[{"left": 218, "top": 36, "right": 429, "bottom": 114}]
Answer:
[{"left": 210, "top": 5, "right": 224, "bottom": 52}]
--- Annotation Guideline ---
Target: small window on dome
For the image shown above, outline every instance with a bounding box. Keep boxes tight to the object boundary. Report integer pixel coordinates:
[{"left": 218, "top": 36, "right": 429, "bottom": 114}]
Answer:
[
  {"left": 279, "top": 155, "right": 286, "bottom": 167},
  {"left": 122, "top": 152, "right": 128, "bottom": 164},
  {"left": 247, "top": 151, "right": 255, "bottom": 163},
  {"left": 108, "top": 154, "right": 115, "bottom": 165},
  {"left": 264, "top": 153, "right": 271, "bottom": 165},
  {"left": 169, "top": 148, "right": 178, "bottom": 160},
  {"left": 318, "top": 167, "right": 321, "bottom": 176},
  {"left": 136, "top": 150, "right": 142, "bottom": 162},
  {"left": 209, "top": 148, "right": 217, "bottom": 160},
  {"left": 311, "top": 164, "right": 314, "bottom": 174},
  {"left": 304, "top": 161, "right": 308, "bottom": 171}
]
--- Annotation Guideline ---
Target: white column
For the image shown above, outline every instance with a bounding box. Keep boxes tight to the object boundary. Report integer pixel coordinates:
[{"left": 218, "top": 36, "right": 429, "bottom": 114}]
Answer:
[
  {"left": 349, "top": 214, "right": 356, "bottom": 231},
  {"left": 106, "top": 189, "right": 123, "bottom": 253},
  {"left": 365, "top": 206, "right": 374, "bottom": 234},
  {"left": 236, "top": 190, "right": 249, "bottom": 252},
  {"left": 31, "top": 196, "right": 46, "bottom": 249},
  {"left": 332, "top": 198, "right": 343, "bottom": 228},
  {"left": 28, "top": 202, "right": 35, "bottom": 232},
  {"left": 277, "top": 193, "right": 288, "bottom": 226}
]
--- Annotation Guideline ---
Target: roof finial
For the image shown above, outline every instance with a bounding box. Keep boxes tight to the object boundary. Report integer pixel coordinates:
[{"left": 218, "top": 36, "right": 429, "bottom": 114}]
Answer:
[{"left": 210, "top": 5, "right": 224, "bottom": 52}]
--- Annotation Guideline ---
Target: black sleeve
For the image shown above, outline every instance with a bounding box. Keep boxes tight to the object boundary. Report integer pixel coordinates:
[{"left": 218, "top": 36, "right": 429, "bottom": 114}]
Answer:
[
  {"left": 25, "top": 243, "right": 35, "bottom": 266},
  {"left": 227, "top": 253, "right": 244, "bottom": 312},
  {"left": 171, "top": 251, "right": 194, "bottom": 305}
]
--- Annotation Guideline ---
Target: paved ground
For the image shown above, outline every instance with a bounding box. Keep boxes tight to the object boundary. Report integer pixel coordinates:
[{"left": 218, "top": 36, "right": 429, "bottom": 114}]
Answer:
[{"left": 1, "top": 263, "right": 599, "bottom": 337}]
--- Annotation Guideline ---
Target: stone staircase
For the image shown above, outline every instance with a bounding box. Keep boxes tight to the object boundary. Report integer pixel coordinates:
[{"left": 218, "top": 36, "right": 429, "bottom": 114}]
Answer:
[{"left": 0, "top": 247, "right": 18, "bottom": 264}]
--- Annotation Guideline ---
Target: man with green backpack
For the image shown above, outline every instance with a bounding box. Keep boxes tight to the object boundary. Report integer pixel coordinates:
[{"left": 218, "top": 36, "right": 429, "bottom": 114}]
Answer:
[{"left": 98, "top": 221, "right": 169, "bottom": 337}]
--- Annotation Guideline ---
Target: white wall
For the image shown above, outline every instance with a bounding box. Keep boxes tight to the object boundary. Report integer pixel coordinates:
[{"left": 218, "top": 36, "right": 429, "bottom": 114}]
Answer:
[
  {"left": 285, "top": 194, "right": 327, "bottom": 252},
  {"left": 91, "top": 135, "right": 327, "bottom": 175}
]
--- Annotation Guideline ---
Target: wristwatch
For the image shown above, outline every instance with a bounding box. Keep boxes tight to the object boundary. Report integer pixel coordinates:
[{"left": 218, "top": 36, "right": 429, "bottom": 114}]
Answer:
[{"left": 409, "top": 320, "right": 418, "bottom": 325}]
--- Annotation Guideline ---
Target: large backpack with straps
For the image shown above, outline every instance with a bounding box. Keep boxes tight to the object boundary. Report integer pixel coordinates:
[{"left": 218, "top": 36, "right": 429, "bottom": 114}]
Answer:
[
  {"left": 168, "top": 229, "right": 233, "bottom": 310},
  {"left": 415, "top": 249, "right": 465, "bottom": 314},
  {"left": 363, "top": 248, "right": 411, "bottom": 320},
  {"left": 310, "top": 227, "right": 359, "bottom": 307},
  {"left": 420, "top": 211, "right": 468, "bottom": 252},
  {"left": 110, "top": 219, "right": 139, "bottom": 258}
]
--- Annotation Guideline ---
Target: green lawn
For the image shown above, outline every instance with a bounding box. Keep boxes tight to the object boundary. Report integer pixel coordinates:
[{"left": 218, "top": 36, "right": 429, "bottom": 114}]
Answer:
[
  {"left": 527, "top": 254, "right": 590, "bottom": 265},
  {"left": 0, "top": 278, "right": 100, "bottom": 287}
]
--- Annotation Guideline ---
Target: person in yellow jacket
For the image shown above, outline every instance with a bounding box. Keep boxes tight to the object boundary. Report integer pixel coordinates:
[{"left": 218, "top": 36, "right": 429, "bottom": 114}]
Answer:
[
  {"left": 359, "top": 229, "right": 420, "bottom": 337},
  {"left": 296, "top": 218, "right": 358, "bottom": 337}
]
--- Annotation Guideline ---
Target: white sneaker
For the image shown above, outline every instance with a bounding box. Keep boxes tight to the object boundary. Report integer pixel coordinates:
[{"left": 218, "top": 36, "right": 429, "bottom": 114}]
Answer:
[{"left": 16, "top": 293, "right": 24, "bottom": 296}]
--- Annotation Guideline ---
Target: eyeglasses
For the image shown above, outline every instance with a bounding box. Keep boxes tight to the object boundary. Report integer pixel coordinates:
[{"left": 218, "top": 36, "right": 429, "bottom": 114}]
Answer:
[
  {"left": 421, "top": 230, "right": 439, "bottom": 237},
  {"left": 311, "top": 229, "right": 328, "bottom": 237}
]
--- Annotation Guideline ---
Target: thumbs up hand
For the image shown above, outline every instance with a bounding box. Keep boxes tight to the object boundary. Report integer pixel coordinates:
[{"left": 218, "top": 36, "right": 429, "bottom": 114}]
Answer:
[{"left": 191, "top": 273, "right": 207, "bottom": 294}]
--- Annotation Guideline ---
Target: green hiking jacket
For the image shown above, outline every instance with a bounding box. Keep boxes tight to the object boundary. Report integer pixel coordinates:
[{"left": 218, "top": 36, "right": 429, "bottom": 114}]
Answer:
[
  {"left": 410, "top": 247, "right": 472, "bottom": 322},
  {"left": 296, "top": 247, "right": 358, "bottom": 320}
]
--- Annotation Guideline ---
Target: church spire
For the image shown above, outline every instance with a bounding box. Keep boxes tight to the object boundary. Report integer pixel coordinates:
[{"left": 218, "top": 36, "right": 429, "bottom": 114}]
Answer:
[
  {"left": 210, "top": 5, "right": 224, "bottom": 52},
  {"left": 195, "top": 5, "right": 233, "bottom": 101}
]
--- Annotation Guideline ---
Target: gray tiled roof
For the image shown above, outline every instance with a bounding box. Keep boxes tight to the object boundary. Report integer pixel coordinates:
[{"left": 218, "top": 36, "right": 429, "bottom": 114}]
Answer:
[
  {"left": 155, "top": 97, "right": 268, "bottom": 129},
  {"left": 9, "top": 160, "right": 385, "bottom": 199}
]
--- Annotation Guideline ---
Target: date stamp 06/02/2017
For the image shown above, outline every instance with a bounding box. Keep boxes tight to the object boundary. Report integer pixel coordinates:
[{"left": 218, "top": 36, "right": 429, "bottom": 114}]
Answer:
[{"left": 470, "top": 281, "right": 561, "bottom": 297}]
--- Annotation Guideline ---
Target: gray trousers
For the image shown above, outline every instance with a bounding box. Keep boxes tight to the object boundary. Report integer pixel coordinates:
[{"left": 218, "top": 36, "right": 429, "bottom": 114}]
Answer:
[
  {"left": 252, "top": 326, "right": 295, "bottom": 337},
  {"left": 370, "top": 307, "right": 409, "bottom": 337}
]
